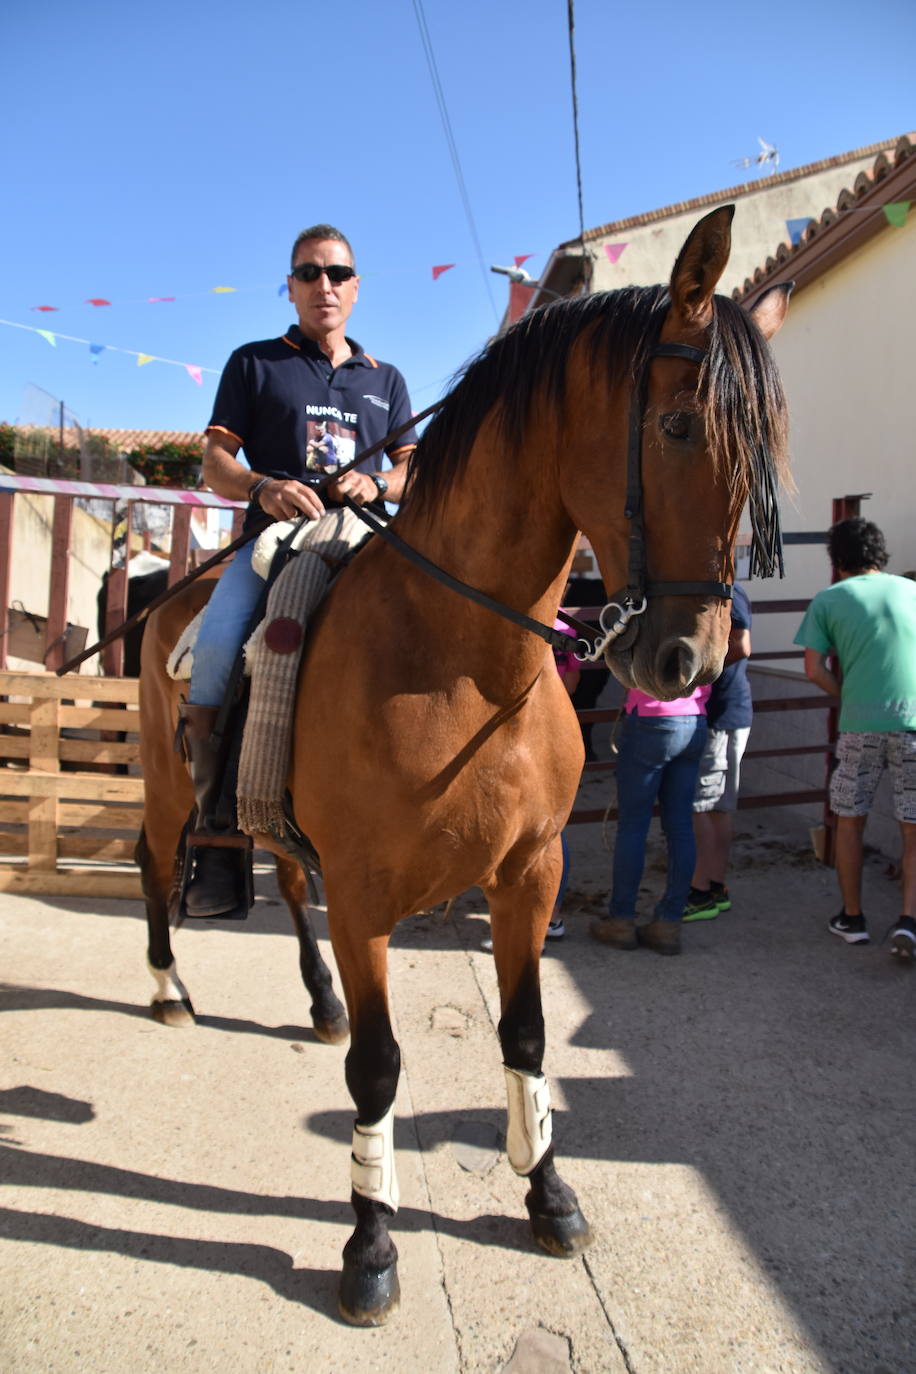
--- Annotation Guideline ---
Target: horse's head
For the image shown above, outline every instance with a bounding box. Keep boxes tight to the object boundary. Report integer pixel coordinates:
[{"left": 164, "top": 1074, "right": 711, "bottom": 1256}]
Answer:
[{"left": 562, "top": 206, "right": 791, "bottom": 699}]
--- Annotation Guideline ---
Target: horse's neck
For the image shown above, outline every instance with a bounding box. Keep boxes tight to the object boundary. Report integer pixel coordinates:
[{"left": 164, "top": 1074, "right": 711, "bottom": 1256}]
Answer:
[{"left": 398, "top": 433, "right": 576, "bottom": 632}]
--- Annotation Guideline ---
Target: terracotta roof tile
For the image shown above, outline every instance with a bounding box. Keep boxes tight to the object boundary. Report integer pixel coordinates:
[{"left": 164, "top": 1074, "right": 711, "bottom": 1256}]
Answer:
[
  {"left": 53, "top": 428, "right": 204, "bottom": 451},
  {"left": 733, "top": 133, "right": 916, "bottom": 301},
  {"left": 560, "top": 134, "right": 915, "bottom": 248}
]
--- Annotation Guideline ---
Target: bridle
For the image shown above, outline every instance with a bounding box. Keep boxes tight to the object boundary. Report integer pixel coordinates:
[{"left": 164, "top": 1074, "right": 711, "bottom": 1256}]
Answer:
[
  {"left": 348, "top": 335, "right": 734, "bottom": 661},
  {"left": 571, "top": 338, "right": 732, "bottom": 663}
]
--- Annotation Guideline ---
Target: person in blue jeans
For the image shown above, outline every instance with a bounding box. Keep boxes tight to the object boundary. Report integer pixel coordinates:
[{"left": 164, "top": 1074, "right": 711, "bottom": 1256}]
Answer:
[{"left": 590, "top": 685, "right": 710, "bottom": 956}]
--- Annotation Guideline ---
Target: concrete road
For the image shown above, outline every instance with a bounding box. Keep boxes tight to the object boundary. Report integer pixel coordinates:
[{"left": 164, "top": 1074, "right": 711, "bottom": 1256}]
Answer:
[{"left": 1, "top": 811, "right": 913, "bottom": 1372}]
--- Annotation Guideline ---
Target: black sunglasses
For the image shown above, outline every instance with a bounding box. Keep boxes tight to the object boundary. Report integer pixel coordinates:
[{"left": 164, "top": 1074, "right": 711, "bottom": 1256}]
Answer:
[{"left": 290, "top": 262, "right": 357, "bottom": 284}]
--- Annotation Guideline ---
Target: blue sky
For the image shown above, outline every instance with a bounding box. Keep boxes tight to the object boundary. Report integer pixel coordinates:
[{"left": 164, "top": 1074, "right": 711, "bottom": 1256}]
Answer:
[{"left": 2, "top": 0, "right": 914, "bottom": 442}]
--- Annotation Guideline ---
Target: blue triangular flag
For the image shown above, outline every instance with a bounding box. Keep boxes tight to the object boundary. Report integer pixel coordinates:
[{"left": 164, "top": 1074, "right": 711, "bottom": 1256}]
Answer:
[
  {"left": 89, "top": 343, "right": 106, "bottom": 365},
  {"left": 786, "top": 217, "right": 814, "bottom": 246},
  {"left": 277, "top": 282, "right": 287, "bottom": 295}
]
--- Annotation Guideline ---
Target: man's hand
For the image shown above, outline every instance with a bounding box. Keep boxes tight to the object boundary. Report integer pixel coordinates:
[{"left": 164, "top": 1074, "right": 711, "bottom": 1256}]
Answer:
[
  {"left": 327, "top": 469, "right": 380, "bottom": 506},
  {"left": 804, "top": 648, "right": 841, "bottom": 697},
  {"left": 255, "top": 477, "right": 325, "bottom": 523}
]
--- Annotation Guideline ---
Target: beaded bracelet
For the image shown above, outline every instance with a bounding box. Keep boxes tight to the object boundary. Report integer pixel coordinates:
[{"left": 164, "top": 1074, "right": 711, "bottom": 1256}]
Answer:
[{"left": 248, "top": 476, "right": 272, "bottom": 506}]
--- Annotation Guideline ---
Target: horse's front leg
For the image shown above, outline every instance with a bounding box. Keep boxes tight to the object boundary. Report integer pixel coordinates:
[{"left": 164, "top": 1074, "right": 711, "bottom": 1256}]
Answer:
[
  {"left": 486, "top": 846, "right": 593, "bottom": 1258},
  {"left": 329, "top": 918, "right": 401, "bottom": 1326},
  {"left": 273, "top": 855, "right": 348, "bottom": 1045}
]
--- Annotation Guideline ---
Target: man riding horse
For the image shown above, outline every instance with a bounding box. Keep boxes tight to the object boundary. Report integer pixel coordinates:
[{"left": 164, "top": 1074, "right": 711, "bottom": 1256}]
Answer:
[{"left": 179, "top": 223, "right": 417, "bottom": 917}]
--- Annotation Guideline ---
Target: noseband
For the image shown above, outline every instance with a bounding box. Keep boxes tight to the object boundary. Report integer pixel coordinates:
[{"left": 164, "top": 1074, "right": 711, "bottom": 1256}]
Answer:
[{"left": 573, "top": 339, "right": 732, "bottom": 664}]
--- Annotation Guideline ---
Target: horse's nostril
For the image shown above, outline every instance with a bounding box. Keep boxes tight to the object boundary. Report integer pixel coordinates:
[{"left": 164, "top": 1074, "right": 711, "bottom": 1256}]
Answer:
[{"left": 657, "top": 637, "right": 699, "bottom": 690}]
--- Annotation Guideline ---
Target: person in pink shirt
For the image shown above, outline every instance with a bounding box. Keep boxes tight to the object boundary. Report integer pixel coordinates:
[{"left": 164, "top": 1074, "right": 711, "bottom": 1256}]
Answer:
[{"left": 590, "top": 683, "right": 710, "bottom": 956}]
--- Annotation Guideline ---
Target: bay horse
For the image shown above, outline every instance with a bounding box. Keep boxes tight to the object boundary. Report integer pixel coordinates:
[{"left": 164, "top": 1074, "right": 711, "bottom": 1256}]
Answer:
[{"left": 136, "top": 206, "right": 790, "bottom": 1325}]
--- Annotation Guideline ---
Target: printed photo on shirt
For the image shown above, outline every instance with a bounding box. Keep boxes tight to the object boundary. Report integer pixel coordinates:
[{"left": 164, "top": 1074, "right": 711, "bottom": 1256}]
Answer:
[{"left": 305, "top": 420, "right": 355, "bottom": 473}]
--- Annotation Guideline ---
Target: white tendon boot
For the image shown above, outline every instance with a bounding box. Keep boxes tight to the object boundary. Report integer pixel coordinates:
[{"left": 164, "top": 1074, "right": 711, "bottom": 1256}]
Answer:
[
  {"left": 351, "top": 1103, "right": 399, "bottom": 1212},
  {"left": 504, "top": 1066, "right": 553, "bottom": 1176}
]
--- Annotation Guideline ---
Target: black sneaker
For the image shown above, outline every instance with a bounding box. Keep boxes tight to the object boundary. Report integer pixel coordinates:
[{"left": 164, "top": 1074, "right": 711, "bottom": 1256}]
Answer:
[
  {"left": 683, "top": 888, "right": 720, "bottom": 922},
  {"left": 709, "top": 881, "right": 731, "bottom": 912},
  {"left": 828, "top": 911, "right": 869, "bottom": 944},
  {"left": 889, "top": 916, "right": 916, "bottom": 961}
]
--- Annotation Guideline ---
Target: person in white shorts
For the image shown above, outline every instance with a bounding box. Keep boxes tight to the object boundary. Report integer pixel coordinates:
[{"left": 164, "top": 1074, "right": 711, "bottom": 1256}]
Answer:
[{"left": 684, "top": 583, "right": 752, "bottom": 922}]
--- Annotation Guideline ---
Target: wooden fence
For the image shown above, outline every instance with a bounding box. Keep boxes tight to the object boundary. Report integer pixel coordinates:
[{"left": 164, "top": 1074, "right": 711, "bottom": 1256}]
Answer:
[{"left": 0, "top": 670, "right": 143, "bottom": 898}]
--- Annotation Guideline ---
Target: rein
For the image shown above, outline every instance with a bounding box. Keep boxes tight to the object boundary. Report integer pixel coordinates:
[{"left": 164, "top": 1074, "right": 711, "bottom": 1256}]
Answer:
[
  {"left": 54, "top": 398, "right": 446, "bottom": 675},
  {"left": 344, "top": 338, "right": 733, "bottom": 662}
]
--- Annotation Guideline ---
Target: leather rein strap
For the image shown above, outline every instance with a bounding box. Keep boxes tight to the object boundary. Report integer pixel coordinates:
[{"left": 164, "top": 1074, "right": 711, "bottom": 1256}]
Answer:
[{"left": 344, "top": 338, "right": 731, "bottom": 657}]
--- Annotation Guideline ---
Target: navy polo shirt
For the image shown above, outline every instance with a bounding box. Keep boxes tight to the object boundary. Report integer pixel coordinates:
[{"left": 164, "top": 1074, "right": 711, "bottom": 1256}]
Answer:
[{"left": 206, "top": 323, "right": 417, "bottom": 526}]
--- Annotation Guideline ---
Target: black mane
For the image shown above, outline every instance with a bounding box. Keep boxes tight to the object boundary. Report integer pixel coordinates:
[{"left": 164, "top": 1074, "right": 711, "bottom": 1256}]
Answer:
[{"left": 404, "top": 285, "right": 788, "bottom": 579}]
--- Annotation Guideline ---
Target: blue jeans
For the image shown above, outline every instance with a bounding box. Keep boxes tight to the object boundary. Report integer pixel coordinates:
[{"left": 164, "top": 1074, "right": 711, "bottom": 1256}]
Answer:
[
  {"left": 188, "top": 545, "right": 265, "bottom": 705},
  {"left": 610, "top": 713, "right": 707, "bottom": 923}
]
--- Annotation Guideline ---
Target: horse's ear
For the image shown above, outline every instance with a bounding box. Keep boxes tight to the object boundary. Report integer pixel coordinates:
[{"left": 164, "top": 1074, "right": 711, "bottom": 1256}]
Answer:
[
  {"left": 747, "top": 281, "right": 794, "bottom": 340},
  {"left": 669, "top": 205, "right": 735, "bottom": 327}
]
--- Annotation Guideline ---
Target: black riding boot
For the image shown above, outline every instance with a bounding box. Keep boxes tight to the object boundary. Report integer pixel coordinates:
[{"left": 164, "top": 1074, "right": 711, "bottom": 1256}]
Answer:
[{"left": 177, "top": 702, "right": 247, "bottom": 918}]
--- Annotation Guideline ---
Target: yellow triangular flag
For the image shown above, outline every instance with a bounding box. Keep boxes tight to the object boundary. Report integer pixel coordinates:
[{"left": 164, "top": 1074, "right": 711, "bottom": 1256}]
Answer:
[
  {"left": 36, "top": 329, "right": 57, "bottom": 347},
  {"left": 211, "top": 285, "right": 236, "bottom": 293},
  {"left": 137, "top": 353, "right": 155, "bottom": 367}
]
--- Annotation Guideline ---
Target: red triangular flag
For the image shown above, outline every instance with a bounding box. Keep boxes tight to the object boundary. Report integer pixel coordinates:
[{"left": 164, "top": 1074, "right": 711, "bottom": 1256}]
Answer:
[
  {"left": 432, "top": 264, "right": 455, "bottom": 281},
  {"left": 31, "top": 305, "right": 58, "bottom": 312},
  {"left": 513, "top": 254, "right": 534, "bottom": 268},
  {"left": 604, "top": 243, "right": 628, "bottom": 265},
  {"left": 85, "top": 298, "right": 111, "bottom": 306}
]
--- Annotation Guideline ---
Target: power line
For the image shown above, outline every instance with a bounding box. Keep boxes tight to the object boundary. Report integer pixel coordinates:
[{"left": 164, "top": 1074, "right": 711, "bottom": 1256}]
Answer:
[
  {"left": 566, "top": 0, "right": 592, "bottom": 290},
  {"left": 411, "top": 0, "right": 500, "bottom": 324}
]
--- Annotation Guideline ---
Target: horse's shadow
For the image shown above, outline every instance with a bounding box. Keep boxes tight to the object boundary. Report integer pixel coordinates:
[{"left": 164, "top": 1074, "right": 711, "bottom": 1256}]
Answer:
[{"left": 0, "top": 982, "right": 326, "bottom": 1044}]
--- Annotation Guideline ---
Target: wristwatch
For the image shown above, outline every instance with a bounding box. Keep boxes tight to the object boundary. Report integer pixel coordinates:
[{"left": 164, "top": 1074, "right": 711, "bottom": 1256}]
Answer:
[{"left": 371, "top": 473, "right": 389, "bottom": 498}]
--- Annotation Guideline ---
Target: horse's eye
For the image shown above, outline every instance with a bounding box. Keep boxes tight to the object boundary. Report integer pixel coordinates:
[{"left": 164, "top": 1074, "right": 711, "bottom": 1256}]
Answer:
[{"left": 660, "top": 411, "right": 693, "bottom": 441}]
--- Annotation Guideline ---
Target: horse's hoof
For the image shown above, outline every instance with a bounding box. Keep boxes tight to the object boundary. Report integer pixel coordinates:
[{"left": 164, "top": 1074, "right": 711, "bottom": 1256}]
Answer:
[
  {"left": 337, "top": 1258, "right": 400, "bottom": 1327},
  {"left": 529, "top": 1206, "right": 593, "bottom": 1258},
  {"left": 313, "top": 1012, "right": 349, "bottom": 1046},
  {"left": 151, "top": 997, "right": 196, "bottom": 1028}
]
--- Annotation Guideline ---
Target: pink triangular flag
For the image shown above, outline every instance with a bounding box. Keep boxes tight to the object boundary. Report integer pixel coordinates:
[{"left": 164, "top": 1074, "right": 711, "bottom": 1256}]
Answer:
[
  {"left": 148, "top": 296, "right": 176, "bottom": 302},
  {"left": 604, "top": 243, "right": 628, "bottom": 265},
  {"left": 85, "top": 298, "right": 111, "bottom": 306},
  {"left": 514, "top": 254, "right": 534, "bottom": 268},
  {"left": 137, "top": 353, "right": 155, "bottom": 367},
  {"left": 431, "top": 264, "right": 455, "bottom": 281},
  {"left": 185, "top": 365, "right": 203, "bottom": 386}
]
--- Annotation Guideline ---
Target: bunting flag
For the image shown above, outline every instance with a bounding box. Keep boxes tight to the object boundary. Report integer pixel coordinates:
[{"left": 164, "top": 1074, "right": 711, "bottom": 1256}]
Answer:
[
  {"left": 513, "top": 254, "right": 534, "bottom": 268},
  {"left": 604, "top": 243, "right": 628, "bottom": 264},
  {"left": 431, "top": 264, "right": 455, "bottom": 281},
  {"left": 31, "top": 305, "right": 58, "bottom": 312},
  {"left": 147, "top": 296, "right": 176, "bottom": 302},
  {"left": 211, "top": 286, "right": 236, "bottom": 294},
  {"left": 786, "top": 217, "right": 814, "bottom": 245},
  {"left": 882, "top": 201, "right": 911, "bottom": 227},
  {"left": 85, "top": 298, "right": 111, "bottom": 307},
  {"left": 0, "top": 317, "right": 218, "bottom": 380},
  {"left": 277, "top": 282, "right": 287, "bottom": 295}
]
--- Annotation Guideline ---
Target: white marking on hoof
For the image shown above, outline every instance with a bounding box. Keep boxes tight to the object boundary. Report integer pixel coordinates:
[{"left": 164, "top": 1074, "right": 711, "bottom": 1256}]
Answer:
[{"left": 148, "top": 959, "right": 190, "bottom": 1006}]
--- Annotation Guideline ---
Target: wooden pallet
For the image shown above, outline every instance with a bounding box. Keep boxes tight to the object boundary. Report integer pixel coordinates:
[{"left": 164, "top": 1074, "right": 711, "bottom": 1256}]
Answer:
[{"left": 0, "top": 669, "right": 144, "bottom": 898}]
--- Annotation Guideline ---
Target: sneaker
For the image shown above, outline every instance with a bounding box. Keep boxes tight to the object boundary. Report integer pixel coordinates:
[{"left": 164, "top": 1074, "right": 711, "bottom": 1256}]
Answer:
[
  {"left": 828, "top": 911, "right": 869, "bottom": 944},
  {"left": 545, "top": 917, "right": 566, "bottom": 940},
  {"left": 479, "top": 934, "right": 493, "bottom": 952},
  {"left": 709, "top": 881, "right": 731, "bottom": 912},
  {"left": 683, "top": 888, "right": 720, "bottom": 922},
  {"left": 889, "top": 916, "right": 916, "bottom": 961}
]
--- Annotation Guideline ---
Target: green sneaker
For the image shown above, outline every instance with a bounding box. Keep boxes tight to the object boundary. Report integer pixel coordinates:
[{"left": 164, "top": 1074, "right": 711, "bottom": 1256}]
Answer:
[
  {"left": 683, "top": 888, "right": 720, "bottom": 922},
  {"left": 710, "top": 882, "right": 731, "bottom": 912}
]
